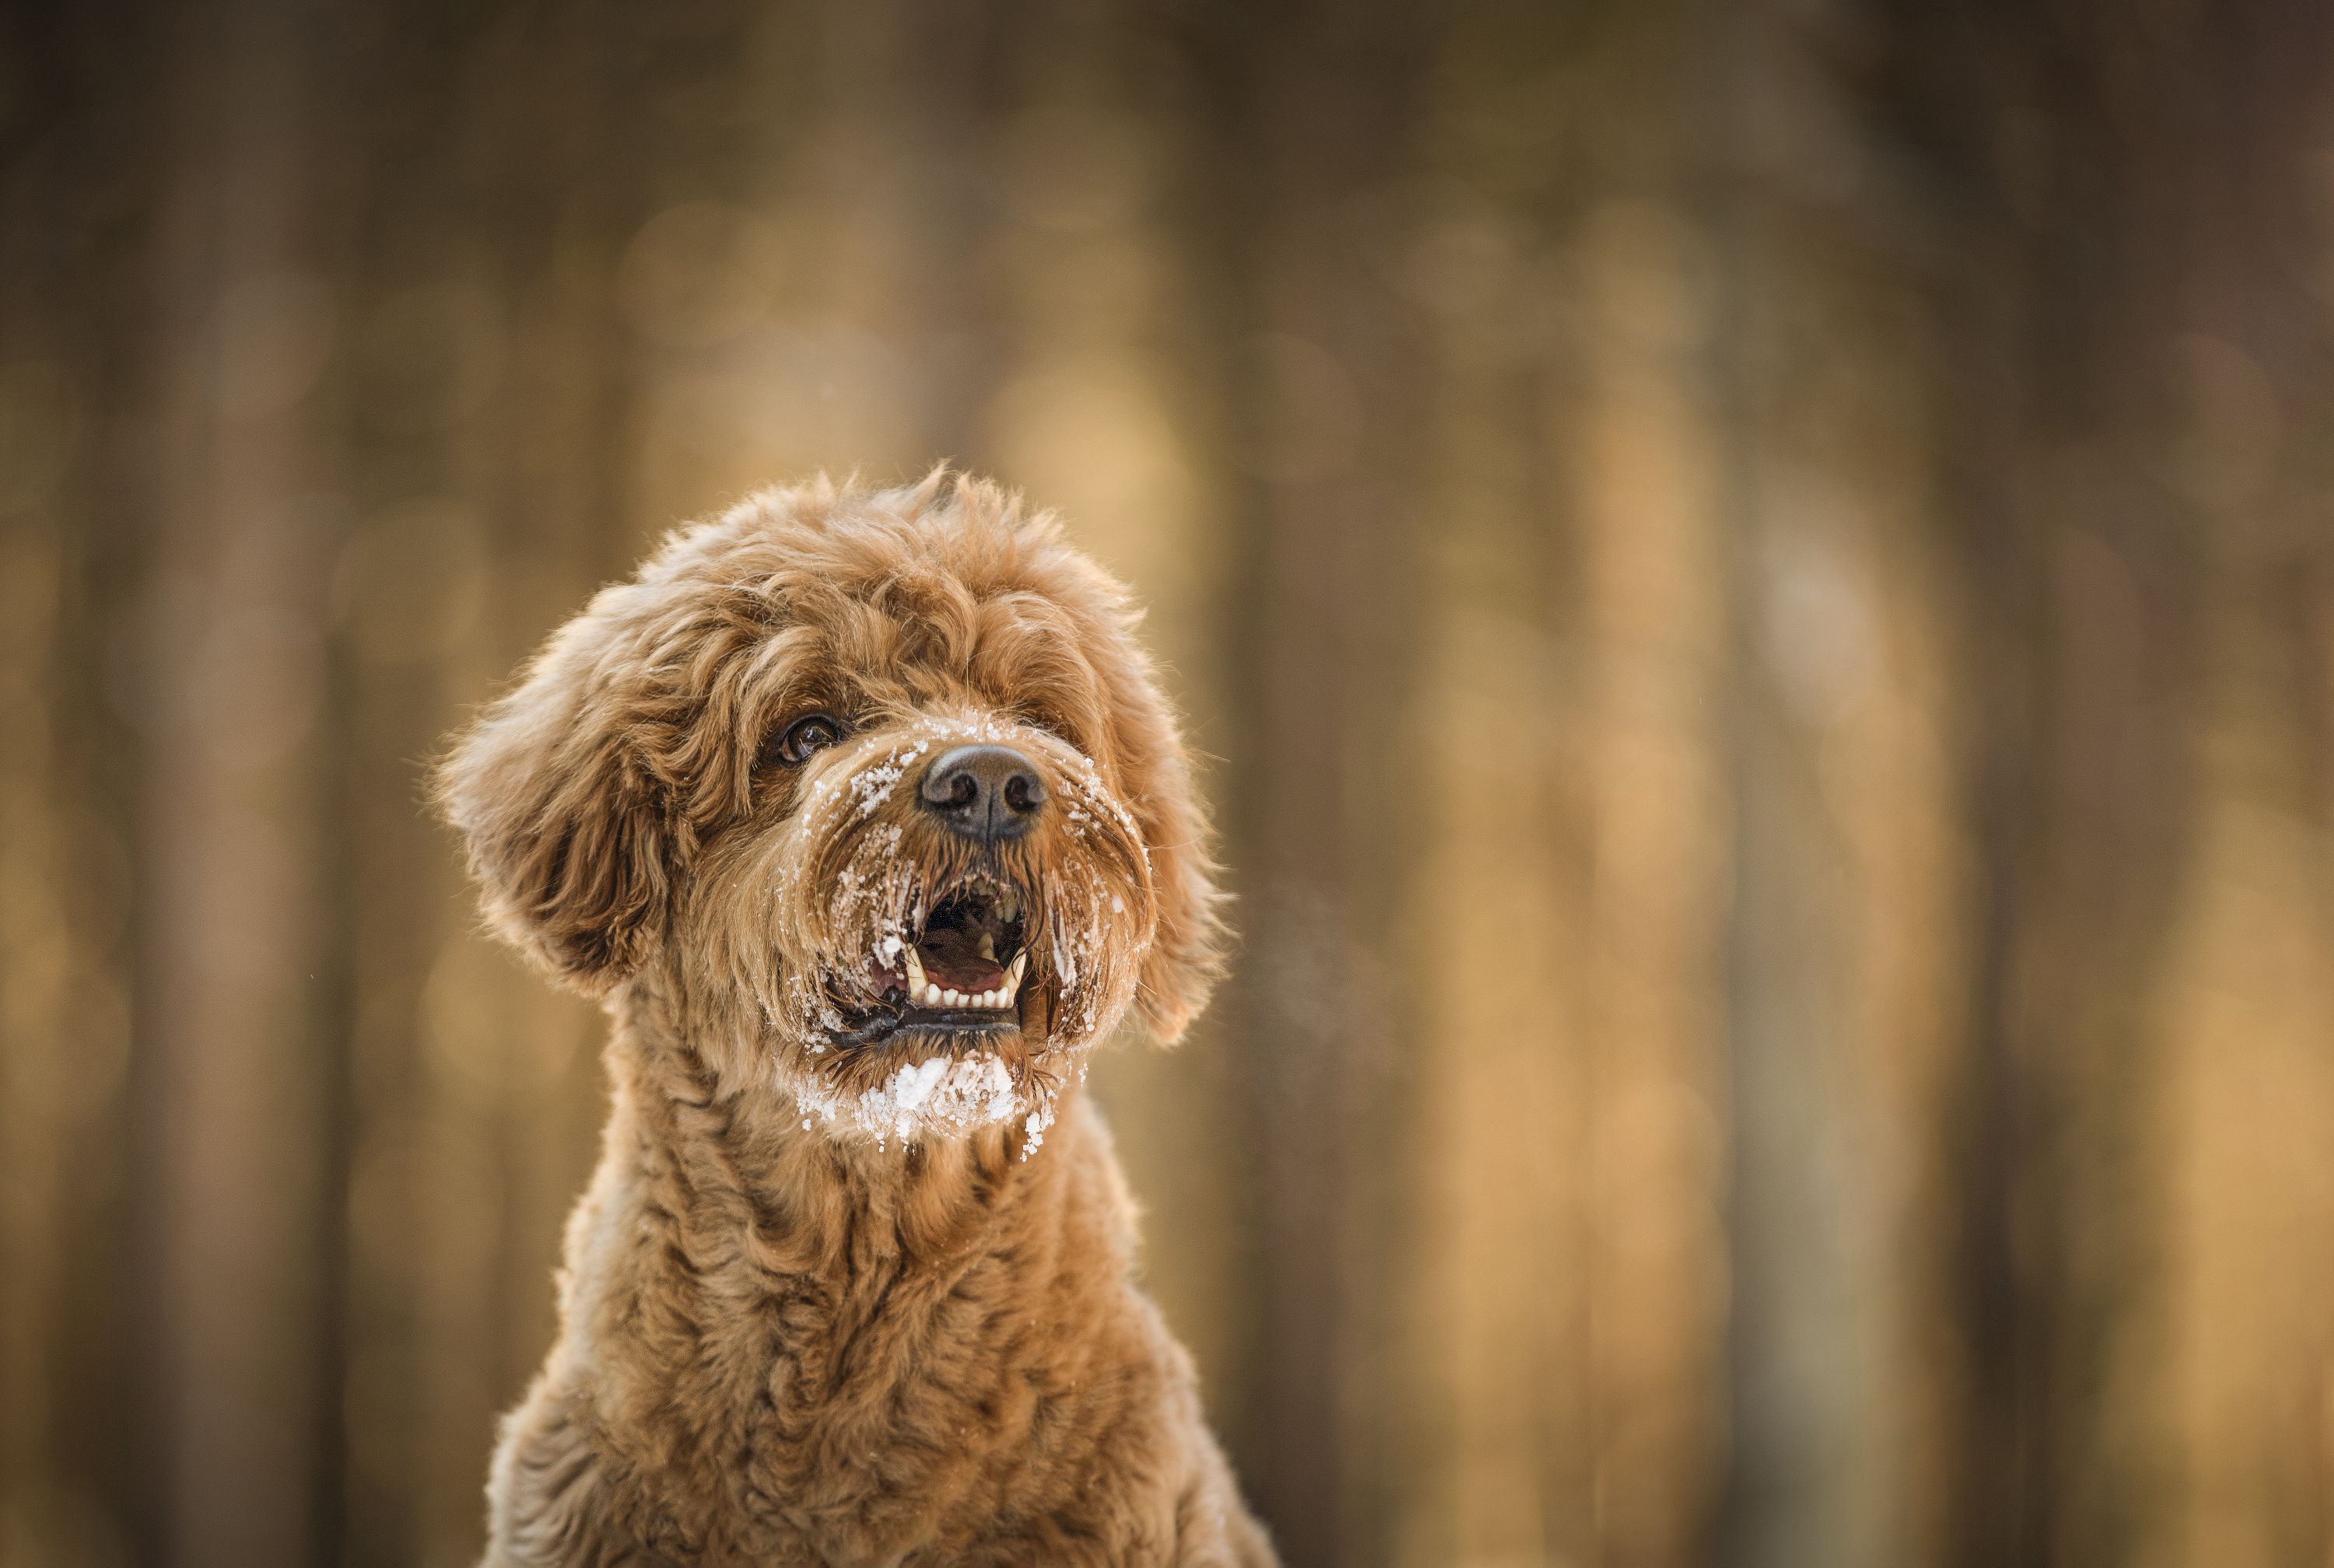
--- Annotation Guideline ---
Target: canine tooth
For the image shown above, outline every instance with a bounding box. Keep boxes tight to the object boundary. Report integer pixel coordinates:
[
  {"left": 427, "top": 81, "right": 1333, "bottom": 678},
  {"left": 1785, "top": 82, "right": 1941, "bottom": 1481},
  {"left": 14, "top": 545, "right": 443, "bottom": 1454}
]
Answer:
[
  {"left": 905, "top": 947, "right": 927, "bottom": 989},
  {"left": 1005, "top": 953, "right": 1028, "bottom": 992}
]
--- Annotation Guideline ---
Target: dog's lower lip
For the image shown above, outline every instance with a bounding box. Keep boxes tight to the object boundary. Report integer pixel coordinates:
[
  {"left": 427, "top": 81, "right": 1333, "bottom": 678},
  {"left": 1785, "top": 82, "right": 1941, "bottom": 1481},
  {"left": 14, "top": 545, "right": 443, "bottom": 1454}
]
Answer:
[
  {"left": 823, "top": 1010, "right": 1020, "bottom": 1049},
  {"left": 825, "top": 1007, "right": 906, "bottom": 1048},
  {"left": 899, "top": 1013, "right": 1019, "bottom": 1033},
  {"left": 822, "top": 992, "right": 1031, "bottom": 1048}
]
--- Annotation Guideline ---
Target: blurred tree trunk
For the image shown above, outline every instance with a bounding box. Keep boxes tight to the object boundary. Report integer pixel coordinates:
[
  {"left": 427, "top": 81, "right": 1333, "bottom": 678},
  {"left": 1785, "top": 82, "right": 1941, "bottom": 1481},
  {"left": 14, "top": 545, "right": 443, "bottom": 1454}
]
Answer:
[
  {"left": 1388, "top": 9, "right": 1743, "bottom": 1568},
  {"left": 1703, "top": 10, "right": 1970, "bottom": 1568},
  {"left": 1169, "top": 3, "right": 1439, "bottom": 1562},
  {"left": 90, "top": 1, "right": 357, "bottom": 1563},
  {"left": 0, "top": 2, "right": 182, "bottom": 1562}
]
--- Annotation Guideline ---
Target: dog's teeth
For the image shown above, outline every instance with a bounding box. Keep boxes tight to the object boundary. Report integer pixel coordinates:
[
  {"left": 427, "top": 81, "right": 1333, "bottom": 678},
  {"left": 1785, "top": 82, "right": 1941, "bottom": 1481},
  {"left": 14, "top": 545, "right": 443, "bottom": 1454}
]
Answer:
[
  {"left": 944, "top": 988, "right": 964, "bottom": 1007},
  {"left": 978, "top": 933, "right": 996, "bottom": 962},
  {"left": 905, "top": 947, "right": 926, "bottom": 990},
  {"left": 922, "top": 981, "right": 944, "bottom": 1007},
  {"left": 980, "top": 990, "right": 999, "bottom": 1008},
  {"left": 1004, "top": 953, "right": 1028, "bottom": 993}
]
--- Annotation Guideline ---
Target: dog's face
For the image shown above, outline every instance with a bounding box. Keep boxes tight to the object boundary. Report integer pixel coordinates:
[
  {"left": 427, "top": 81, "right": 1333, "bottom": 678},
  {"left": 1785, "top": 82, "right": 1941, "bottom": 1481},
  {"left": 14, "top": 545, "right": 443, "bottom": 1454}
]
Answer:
[{"left": 436, "top": 475, "right": 1223, "bottom": 1147}]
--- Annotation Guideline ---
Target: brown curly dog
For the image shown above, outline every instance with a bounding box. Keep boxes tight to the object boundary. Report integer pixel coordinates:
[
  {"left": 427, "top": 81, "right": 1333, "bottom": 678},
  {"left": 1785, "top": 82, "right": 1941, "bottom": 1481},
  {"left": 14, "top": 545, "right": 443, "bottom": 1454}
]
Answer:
[{"left": 436, "top": 472, "right": 1276, "bottom": 1566}]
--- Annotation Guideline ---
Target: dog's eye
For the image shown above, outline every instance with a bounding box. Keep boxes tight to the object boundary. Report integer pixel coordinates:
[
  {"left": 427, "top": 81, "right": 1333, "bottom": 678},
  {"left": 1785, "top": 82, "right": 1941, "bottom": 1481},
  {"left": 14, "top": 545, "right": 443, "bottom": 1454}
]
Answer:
[{"left": 768, "top": 712, "right": 848, "bottom": 767}]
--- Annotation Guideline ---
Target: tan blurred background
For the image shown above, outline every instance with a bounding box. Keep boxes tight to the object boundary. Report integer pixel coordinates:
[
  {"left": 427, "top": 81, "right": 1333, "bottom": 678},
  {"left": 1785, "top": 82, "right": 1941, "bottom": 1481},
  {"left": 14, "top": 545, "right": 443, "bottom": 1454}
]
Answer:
[{"left": 5, "top": 0, "right": 2334, "bottom": 1564}]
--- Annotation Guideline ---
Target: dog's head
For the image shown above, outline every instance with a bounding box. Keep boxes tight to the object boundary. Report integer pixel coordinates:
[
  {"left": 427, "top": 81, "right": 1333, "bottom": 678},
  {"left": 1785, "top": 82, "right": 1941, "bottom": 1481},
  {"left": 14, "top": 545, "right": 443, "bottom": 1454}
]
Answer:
[{"left": 436, "top": 474, "right": 1225, "bottom": 1148}]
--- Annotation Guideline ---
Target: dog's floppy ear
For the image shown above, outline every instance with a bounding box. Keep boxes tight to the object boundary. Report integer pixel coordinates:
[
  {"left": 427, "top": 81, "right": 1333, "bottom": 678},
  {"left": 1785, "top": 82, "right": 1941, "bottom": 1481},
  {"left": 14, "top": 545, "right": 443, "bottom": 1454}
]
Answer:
[
  {"left": 1105, "top": 656, "right": 1228, "bottom": 1045},
  {"left": 1133, "top": 759, "right": 1226, "bottom": 1044},
  {"left": 434, "top": 588, "right": 676, "bottom": 996}
]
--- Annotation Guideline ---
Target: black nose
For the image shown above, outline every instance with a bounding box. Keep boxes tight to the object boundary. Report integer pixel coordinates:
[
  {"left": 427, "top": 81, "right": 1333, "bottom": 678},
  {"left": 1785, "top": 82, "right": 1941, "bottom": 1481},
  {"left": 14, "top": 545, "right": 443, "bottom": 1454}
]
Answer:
[{"left": 918, "top": 744, "right": 1046, "bottom": 842}]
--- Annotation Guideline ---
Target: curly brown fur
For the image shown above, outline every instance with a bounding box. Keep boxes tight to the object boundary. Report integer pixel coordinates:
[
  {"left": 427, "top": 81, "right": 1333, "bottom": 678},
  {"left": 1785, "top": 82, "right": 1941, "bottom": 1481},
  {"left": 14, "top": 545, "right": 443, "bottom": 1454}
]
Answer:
[{"left": 436, "top": 472, "right": 1272, "bottom": 1566}]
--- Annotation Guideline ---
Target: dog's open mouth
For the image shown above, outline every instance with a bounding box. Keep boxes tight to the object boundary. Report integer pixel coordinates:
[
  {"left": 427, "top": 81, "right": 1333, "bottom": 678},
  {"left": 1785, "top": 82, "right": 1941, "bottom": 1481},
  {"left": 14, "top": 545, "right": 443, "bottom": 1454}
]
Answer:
[{"left": 825, "top": 873, "right": 1034, "bottom": 1047}]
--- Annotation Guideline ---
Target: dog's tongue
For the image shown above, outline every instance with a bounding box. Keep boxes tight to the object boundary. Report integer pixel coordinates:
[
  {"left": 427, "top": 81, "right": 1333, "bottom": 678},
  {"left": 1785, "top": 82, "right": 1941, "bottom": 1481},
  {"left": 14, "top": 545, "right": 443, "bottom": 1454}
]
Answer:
[{"left": 917, "top": 926, "right": 1006, "bottom": 993}]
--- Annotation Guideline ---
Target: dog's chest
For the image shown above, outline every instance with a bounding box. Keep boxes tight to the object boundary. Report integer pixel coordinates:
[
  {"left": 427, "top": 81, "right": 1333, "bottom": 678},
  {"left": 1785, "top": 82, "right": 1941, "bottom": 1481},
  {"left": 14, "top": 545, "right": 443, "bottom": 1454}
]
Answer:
[{"left": 641, "top": 1247, "right": 1073, "bottom": 1559}]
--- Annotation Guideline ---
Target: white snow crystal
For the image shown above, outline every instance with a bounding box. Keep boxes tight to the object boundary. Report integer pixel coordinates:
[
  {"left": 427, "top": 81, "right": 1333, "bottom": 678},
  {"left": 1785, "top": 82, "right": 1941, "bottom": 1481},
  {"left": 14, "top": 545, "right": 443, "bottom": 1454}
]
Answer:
[{"left": 787, "top": 1051, "right": 1024, "bottom": 1146}]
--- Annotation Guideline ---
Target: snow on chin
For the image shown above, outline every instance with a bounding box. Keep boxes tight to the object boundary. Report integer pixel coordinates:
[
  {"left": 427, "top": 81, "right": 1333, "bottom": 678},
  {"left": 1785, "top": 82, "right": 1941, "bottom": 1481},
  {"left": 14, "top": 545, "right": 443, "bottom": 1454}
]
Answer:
[{"left": 790, "top": 1049, "right": 1050, "bottom": 1150}]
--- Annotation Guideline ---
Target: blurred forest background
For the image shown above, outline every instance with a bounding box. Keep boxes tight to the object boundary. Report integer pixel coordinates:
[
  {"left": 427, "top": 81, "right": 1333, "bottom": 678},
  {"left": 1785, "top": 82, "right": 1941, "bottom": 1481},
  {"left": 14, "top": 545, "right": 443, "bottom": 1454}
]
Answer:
[{"left": 5, "top": 0, "right": 2334, "bottom": 1565}]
